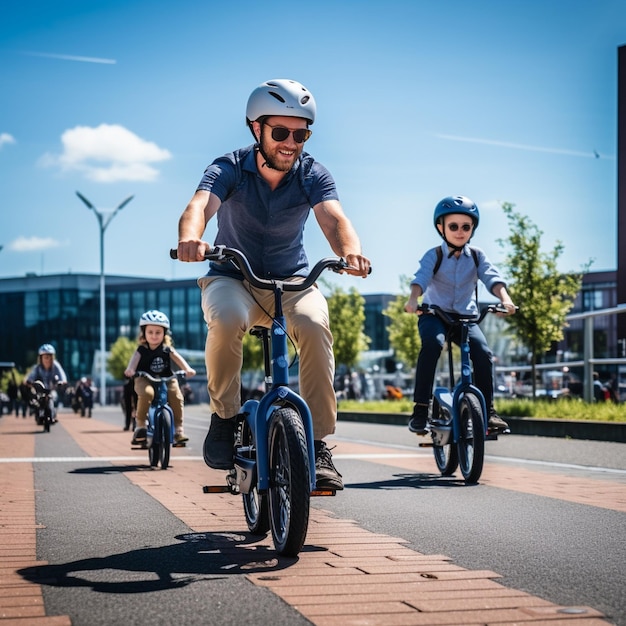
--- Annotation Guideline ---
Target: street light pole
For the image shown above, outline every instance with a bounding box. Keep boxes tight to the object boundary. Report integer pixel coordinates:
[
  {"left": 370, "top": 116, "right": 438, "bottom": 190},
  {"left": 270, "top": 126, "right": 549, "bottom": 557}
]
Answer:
[{"left": 76, "top": 191, "right": 133, "bottom": 406}]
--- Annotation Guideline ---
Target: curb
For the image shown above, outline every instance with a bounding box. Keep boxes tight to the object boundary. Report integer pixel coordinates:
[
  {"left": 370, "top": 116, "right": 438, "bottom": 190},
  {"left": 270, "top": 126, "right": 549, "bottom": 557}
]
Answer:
[{"left": 337, "top": 412, "right": 626, "bottom": 443}]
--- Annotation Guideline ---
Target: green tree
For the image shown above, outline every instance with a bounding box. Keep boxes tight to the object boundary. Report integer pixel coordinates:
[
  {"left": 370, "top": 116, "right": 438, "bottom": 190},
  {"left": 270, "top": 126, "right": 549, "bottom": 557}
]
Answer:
[
  {"left": 107, "top": 336, "right": 137, "bottom": 380},
  {"left": 325, "top": 283, "right": 370, "bottom": 369},
  {"left": 242, "top": 330, "right": 264, "bottom": 372},
  {"left": 498, "top": 203, "right": 589, "bottom": 397},
  {"left": 383, "top": 276, "right": 421, "bottom": 369}
]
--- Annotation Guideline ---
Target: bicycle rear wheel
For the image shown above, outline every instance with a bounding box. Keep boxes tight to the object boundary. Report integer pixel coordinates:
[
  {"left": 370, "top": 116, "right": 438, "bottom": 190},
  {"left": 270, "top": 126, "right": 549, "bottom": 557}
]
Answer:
[
  {"left": 431, "top": 397, "right": 458, "bottom": 476},
  {"left": 240, "top": 419, "right": 270, "bottom": 535},
  {"left": 267, "top": 407, "right": 310, "bottom": 556},
  {"left": 456, "top": 392, "right": 485, "bottom": 484}
]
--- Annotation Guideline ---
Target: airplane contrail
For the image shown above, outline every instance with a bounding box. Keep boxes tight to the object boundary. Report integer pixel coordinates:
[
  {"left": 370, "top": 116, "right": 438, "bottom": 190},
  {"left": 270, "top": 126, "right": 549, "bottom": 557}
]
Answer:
[
  {"left": 21, "top": 51, "right": 116, "bottom": 64},
  {"left": 435, "top": 133, "right": 613, "bottom": 159}
]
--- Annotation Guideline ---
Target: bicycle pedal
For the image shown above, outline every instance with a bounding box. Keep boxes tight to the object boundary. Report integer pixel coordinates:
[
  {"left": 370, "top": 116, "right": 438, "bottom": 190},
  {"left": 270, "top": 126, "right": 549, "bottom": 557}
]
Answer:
[
  {"left": 172, "top": 442, "right": 186, "bottom": 447},
  {"left": 202, "top": 485, "right": 231, "bottom": 493},
  {"left": 311, "top": 488, "right": 336, "bottom": 497},
  {"left": 418, "top": 442, "right": 434, "bottom": 448}
]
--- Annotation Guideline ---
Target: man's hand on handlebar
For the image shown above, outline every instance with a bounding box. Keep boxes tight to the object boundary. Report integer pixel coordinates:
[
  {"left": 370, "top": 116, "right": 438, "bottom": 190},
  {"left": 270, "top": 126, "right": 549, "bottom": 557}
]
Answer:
[
  {"left": 342, "top": 253, "right": 371, "bottom": 278},
  {"left": 176, "top": 239, "right": 212, "bottom": 263}
]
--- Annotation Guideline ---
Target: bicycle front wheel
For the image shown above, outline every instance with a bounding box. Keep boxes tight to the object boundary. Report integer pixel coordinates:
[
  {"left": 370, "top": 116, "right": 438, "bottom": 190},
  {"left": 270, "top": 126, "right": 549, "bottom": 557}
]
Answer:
[
  {"left": 431, "top": 397, "right": 458, "bottom": 476},
  {"left": 267, "top": 407, "right": 310, "bottom": 556},
  {"left": 456, "top": 393, "right": 485, "bottom": 484},
  {"left": 149, "top": 409, "right": 172, "bottom": 469}
]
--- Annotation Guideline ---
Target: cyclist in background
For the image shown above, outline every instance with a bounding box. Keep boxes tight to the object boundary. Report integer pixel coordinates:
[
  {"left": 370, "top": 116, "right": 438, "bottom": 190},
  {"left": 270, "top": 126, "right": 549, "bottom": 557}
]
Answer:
[
  {"left": 404, "top": 196, "right": 516, "bottom": 435},
  {"left": 176, "top": 78, "right": 371, "bottom": 490},
  {"left": 26, "top": 344, "right": 68, "bottom": 423},
  {"left": 124, "top": 310, "right": 196, "bottom": 446}
]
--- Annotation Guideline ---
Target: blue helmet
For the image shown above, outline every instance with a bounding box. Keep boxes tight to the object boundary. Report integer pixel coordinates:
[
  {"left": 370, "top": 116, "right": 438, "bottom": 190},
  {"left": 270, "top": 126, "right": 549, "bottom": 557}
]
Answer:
[{"left": 433, "top": 196, "right": 480, "bottom": 234}]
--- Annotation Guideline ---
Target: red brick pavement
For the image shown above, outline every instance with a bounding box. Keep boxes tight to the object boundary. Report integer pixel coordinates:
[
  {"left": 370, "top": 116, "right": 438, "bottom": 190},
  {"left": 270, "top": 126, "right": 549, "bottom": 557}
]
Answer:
[{"left": 0, "top": 409, "right": 615, "bottom": 625}]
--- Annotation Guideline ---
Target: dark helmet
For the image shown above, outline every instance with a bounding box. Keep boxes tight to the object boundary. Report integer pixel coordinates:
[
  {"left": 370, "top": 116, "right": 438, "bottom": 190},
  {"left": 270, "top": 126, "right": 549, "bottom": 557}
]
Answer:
[
  {"left": 433, "top": 196, "right": 480, "bottom": 234},
  {"left": 246, "top": 79, "right": 317, "bottom": 126}
]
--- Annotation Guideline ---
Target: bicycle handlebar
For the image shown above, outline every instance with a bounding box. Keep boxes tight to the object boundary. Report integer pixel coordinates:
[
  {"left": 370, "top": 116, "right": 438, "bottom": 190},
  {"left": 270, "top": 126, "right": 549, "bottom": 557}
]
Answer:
[
  {"left": 136, "top": 371, "right": 186, "bottom": 383},
  {"left": 418, "top": 303, "right": 517, "bottom": 325},
  {"left": 170, "top": 245, "right": 354, "bottom": 291}
]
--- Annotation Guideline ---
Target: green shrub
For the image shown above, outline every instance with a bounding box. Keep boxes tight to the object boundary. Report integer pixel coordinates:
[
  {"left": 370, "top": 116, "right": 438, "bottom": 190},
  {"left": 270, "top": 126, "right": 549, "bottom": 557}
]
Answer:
[{"left": 338, "top": 398, "right": 625, "bottom": 422}]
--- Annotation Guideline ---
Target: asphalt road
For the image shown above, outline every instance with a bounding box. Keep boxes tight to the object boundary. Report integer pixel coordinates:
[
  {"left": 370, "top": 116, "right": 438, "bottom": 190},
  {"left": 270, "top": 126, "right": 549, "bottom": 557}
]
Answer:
[{"left": 8, "top": 404, "right": 626, "bottom": 625}]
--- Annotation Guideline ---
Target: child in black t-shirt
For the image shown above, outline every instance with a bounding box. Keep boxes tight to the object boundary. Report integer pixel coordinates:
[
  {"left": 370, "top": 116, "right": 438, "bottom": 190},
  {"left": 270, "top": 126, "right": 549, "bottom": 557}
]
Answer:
[{"left": 125, "top": 310, "right": 196, "bottom": 445}]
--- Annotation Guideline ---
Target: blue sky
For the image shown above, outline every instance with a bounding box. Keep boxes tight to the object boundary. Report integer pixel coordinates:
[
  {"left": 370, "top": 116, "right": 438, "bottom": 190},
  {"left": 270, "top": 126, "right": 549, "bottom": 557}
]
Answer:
[{"left": 1, "top": 0, "right": 624, "bottom": 295}]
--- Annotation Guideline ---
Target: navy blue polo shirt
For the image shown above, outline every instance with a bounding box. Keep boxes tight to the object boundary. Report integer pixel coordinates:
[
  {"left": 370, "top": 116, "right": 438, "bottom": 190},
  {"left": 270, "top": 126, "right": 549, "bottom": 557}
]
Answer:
[{"left": 196, "top": 145, "right": 339, "bottom": 280}]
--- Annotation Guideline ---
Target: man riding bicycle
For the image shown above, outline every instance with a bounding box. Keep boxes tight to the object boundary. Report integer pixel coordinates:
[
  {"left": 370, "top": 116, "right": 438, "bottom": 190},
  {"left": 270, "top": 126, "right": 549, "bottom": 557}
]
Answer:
[{"left": 176, "top": 79, "right": 371, "bottom": 490}]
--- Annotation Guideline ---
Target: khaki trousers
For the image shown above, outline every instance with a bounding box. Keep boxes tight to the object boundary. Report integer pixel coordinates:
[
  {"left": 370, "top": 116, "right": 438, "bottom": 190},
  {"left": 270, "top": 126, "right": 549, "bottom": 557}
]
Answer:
[
  {"left": 134, "top": 377, "right": 185, "bottom": 430},
  {"left": 198, "top": 275, "right": 337, "bottom": 440}
]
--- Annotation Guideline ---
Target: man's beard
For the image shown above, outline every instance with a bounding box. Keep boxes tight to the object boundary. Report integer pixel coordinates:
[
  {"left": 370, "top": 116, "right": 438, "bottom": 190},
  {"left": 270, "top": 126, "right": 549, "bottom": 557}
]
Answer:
[{"left": 259, "top": 134, "right": 300, "bottom": 172}]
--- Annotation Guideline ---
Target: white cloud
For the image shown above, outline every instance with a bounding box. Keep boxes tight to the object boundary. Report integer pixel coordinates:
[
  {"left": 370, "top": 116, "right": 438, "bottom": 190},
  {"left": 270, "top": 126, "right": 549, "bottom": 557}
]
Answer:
[
  {"left": 41, "top": 124, "right": 172, "bottom": 182},
  {"left": 9, "top": 236, "right": 62, "bottom": 252},
  {"left": 0, "top": 133, "right": 16, "bottom": 148}
]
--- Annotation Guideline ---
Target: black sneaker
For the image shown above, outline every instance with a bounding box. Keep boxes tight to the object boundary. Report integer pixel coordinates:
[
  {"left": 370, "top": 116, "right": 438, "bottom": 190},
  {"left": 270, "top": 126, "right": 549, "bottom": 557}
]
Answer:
[
  {"left": 203, "top": 413, "right": 237, "bottom": 469},
  {"left": 314, "top": 440, "right": 343, "bottom": 490},
  {"left": 408, "top": 404, "right": 429, "bottom": 434},
  {"left": 131, "top": 427, "right": 147, "bottom": 445},
  {"left": 488, "top": 409, "right": 509, "bottom": 432}
]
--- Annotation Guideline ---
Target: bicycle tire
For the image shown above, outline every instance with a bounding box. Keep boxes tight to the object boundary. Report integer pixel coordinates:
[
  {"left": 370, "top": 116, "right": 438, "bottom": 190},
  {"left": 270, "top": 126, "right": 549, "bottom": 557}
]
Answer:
[
  {"left": 456, "top": 392, "right": 485, "bottom": 484},
  {"left": 267, "top": 407, "right": 310, "bottom": 556},
  {"left": 240, "top": 419, "right": 270, "bottom": 535},
  {"left": 431, "top": 397, "right": 458, "bottom": 476},
  {"left": 149, "top": 408, "right": 171, "bottom": 469},
  {"left": 43, "top": 408, "right": 51, "bottom": 433},
  {"left": 159, "top": 408, "right": 172, "bottom": 469}
]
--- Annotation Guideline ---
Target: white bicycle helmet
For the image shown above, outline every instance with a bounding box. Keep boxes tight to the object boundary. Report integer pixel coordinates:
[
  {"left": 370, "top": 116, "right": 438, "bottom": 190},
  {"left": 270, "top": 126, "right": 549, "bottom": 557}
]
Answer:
[
  {"left": 246, "top": 79, "right": 317, "bottom": 125},
  {"left": 38, "top": 343, "right": 56, "bottom": 355},
  {"left": 139, "top": 310, "right": 170, "bottom": 329}
]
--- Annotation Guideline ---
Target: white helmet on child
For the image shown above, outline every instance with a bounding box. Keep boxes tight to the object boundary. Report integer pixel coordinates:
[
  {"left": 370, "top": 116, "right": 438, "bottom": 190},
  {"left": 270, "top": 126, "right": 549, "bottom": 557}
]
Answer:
[{"left": 139, "top": 310, "right": 170, "bottom": 329}]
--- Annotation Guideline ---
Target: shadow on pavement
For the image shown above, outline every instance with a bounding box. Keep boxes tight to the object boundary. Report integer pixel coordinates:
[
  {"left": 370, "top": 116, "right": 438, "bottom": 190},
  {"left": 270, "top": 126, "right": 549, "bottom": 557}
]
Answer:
[
  {"left": 346, "top": 472, "right": 475, "bottom": 490},
  {"left": 18, "top": 531, "right": 300, "bottom": 593}
]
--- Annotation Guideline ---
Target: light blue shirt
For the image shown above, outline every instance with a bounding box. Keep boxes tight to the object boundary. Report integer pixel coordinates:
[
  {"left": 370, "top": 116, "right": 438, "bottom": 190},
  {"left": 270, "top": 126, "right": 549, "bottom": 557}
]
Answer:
[{"left": 410, "top": 242, "right": 506, "bottom": 315}]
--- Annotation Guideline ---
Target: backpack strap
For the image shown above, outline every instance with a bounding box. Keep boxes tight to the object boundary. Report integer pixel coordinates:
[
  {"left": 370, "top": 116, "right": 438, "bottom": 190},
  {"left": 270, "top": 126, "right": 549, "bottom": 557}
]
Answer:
[{"left": 433, "top": 246, "right": 443, "bottom": 276}]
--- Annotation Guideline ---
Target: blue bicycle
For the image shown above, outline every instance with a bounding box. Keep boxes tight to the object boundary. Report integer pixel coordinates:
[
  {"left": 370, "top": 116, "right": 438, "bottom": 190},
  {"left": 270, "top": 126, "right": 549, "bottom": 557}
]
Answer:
[
  {"left": 418, "top": 303, "right": 511, "bottom": 484},
  {"left": 173, "top": 245, "right": 350, "bottom": 556},
  {"left": 133, "top": 371, "right": 186, "bottom": 469}
]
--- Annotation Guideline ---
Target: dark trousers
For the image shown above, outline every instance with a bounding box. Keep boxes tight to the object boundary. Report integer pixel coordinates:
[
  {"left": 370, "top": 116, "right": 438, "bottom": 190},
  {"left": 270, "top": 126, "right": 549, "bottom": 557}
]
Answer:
[{"left": 412, "top": 313, "right": 494, "bottom": 410}]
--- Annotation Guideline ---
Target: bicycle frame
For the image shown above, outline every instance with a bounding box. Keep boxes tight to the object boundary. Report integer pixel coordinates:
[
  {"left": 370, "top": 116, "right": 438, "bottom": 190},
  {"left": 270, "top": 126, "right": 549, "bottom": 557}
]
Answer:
[
  {"left": 430, "top": 317, "right": 488, "bottom": 448},
  {"left": 136, "top": 371, "right": 184, "bottom": 468},
  {"left": 238, "top": 286, "right": 316, "bottom": 492},
  {"left": 145, "top": 377, "right": 175, "bottom": 447}
]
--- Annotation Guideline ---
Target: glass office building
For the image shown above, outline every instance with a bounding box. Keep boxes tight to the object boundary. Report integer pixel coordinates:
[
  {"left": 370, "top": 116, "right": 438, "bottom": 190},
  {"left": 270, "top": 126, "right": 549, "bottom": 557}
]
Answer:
[{"left": 0, "top": 273, "right": 206, "bottom": 382}]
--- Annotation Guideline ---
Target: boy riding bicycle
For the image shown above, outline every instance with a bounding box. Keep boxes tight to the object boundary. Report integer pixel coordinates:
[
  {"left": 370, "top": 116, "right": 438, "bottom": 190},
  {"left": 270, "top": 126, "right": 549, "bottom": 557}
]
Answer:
[{"left": 404, "top": 196, "right": 516, "bottom": 434}]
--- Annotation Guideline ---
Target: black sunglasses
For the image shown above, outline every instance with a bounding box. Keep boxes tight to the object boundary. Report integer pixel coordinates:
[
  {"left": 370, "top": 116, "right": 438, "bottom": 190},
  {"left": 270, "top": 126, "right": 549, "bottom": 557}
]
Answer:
[
  {"left": 447, "top": 223, "right": 473, "bottom": 232},
  {"left": 264, "top": 123, "right": 312, "bottom": 144}
]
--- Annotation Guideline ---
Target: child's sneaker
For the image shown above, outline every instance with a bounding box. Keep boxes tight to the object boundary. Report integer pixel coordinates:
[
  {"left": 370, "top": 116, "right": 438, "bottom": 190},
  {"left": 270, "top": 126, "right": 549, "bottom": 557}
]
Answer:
[
  {"left": 174, "top": 432, "right": 189, "bottom": 444},
  {"left": 408, "top": 404, "right": 429, "bottom": 434},
  {"left": 131, "top": 427, "right": 147, "bottom": 445}
]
